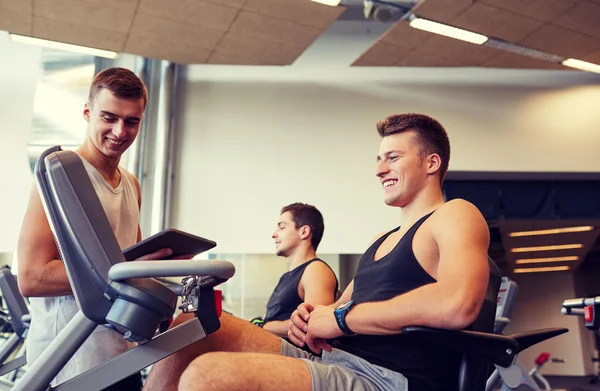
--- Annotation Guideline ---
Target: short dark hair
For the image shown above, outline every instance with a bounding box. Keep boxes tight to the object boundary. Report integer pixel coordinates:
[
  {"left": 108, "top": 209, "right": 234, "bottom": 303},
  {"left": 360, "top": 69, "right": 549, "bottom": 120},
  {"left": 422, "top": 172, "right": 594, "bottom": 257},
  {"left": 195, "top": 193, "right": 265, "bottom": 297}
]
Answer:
[
  {"left": 281, "top": 203, "right": 324, "bottom": 251},
  {"left": 89, "top": 67, "right": 148, "bottom": 108},
  {"left": 376, "top": 113, "right": 451, "bottom": 184}
]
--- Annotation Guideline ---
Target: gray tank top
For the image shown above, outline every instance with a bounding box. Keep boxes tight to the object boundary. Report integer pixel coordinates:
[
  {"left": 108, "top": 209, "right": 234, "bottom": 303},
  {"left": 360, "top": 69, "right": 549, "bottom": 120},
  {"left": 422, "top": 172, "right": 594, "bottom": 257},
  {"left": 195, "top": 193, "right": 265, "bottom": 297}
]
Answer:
[{"left": 27, "top": 157, "right": 140, "bottom": 386}]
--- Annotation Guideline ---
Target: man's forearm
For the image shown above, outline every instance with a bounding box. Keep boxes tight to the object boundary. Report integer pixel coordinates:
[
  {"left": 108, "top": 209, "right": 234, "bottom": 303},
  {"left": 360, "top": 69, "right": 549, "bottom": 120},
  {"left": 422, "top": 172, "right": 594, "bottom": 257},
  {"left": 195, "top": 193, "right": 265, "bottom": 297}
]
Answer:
[
  {"left": 345, "top": 283, "right": 481, "bottom": 335},
  {"left": 20, "top": 259, "right": 73, "bottom": 297},
  {"left": 262, "top": 320, "right": 290, "bottom": 338}
]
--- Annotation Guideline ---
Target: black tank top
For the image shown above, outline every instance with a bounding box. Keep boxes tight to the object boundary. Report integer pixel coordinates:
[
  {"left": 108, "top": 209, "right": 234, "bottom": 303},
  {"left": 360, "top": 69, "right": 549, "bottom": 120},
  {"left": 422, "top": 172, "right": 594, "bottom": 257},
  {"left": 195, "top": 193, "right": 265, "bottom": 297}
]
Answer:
[
  {"left": 333, "top": 212, "right": 461, "bottom": 391},
  {"left": 264, "top": 259, "right": 338, "bottom": 322}
]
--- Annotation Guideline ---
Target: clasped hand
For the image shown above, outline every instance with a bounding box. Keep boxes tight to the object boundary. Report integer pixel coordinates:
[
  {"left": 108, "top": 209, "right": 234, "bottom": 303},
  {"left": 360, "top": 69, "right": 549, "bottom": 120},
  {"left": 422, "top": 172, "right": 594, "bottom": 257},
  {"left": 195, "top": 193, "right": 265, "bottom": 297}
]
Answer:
[{"left": 288, "top": 303, "right": 344, "bottom": 354}]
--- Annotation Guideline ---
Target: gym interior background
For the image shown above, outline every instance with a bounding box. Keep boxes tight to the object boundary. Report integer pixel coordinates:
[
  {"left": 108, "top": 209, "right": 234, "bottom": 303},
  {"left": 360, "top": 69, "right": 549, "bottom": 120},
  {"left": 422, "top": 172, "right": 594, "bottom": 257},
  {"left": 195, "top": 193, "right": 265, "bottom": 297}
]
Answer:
[{"left": 1, "top": 0, "right": 600, "bottom": 384}]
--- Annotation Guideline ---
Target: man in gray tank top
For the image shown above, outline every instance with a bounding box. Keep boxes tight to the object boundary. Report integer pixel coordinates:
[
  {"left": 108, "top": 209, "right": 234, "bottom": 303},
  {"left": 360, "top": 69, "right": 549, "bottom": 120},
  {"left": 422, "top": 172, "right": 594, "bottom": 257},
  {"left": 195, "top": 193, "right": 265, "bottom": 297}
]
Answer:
[
  {"left": 143, "top": 113, "right": 491, "bottom": 391},
  {"left": 250, "top": 203, "right": 338, "bottom": 339},
  {"left": 17, "top": 67, "right": 173, "bottom": 390}
]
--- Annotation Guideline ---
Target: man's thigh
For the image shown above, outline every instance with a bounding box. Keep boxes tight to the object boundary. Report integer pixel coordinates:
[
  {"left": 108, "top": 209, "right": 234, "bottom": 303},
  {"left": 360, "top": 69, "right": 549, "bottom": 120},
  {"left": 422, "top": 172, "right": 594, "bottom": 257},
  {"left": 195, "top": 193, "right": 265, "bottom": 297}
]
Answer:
[
  {"left": 173, "top": 312, "right": 282, "bottom": 354},
  {"left": 179, "top": 351, "right": 312, "bottom": 391},
  {"left": 281, "top": 340, "right": 408, "bottom": 391}
]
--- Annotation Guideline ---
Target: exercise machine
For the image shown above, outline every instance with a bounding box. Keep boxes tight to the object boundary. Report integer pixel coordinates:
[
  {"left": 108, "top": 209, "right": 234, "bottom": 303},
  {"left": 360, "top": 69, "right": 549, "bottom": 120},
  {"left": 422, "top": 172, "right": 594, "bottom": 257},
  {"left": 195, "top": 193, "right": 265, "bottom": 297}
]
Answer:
[
  {"left": 485, "top": 277, "right": 567, "bottom": 391},
  {"left": 0, "top": 266, "right": 30, "bottom": 388},
  {"left": 11, "top": 146, "right": 236, "bottom": 391}
]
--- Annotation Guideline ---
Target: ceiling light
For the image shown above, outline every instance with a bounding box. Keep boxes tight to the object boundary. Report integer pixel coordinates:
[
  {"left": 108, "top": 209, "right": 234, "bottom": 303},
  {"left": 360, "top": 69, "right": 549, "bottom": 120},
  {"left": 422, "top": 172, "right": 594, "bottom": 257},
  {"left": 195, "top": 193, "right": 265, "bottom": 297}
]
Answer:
[
  {"left": 508, "top": 226, "right": 594, "bottom": 237},
  {"left": 562, "top": 58, "right": 600, "bottom": 75},
  {"left": 514, "top": 266, "right": 570, "bottom": 274},
  {"left": 515, "top": 256, "right": 579, "bottom": 265},
  {"left": 510, "top": 244, "right": 583, "bottom": 253},
  {"left": 9, "top": 33, "right": 118, "bottom": 59},
  {"left": 409, "top": 17, "right": 488, "bottom": 45},
  {"left": 311, "top": 0, "right": 341, "bottom": 6}
]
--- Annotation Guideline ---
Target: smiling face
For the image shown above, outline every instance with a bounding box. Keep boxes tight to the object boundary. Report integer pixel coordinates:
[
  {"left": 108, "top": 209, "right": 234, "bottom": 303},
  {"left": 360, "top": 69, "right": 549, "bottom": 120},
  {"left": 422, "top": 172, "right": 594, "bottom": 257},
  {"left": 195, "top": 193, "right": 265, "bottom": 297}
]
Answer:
[
  {"left": 272, "top": 211, "right": 304, "bottom": 257},
  {"left": 83, "top": 88, "right": 144, "bottom": 160},
  {"left": 376, "top": 131, "right": 434, "bottom": 207}
]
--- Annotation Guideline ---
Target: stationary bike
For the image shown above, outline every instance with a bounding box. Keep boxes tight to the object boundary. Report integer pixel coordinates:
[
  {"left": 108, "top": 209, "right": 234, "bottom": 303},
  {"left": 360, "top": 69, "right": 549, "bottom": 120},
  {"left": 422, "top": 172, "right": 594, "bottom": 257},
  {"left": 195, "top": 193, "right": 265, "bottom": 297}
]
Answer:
[{"left": 486, "top": 277, "right": 565, "bottom": 391}]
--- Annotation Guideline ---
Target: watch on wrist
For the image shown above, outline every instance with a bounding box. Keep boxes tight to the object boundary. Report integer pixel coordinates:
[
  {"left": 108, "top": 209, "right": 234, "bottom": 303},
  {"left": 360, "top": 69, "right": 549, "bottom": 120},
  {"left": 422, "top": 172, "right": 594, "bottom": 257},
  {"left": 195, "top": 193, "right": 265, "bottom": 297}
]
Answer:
[{"left": 334, "top": 300, "right": 357, "bottom": 336}]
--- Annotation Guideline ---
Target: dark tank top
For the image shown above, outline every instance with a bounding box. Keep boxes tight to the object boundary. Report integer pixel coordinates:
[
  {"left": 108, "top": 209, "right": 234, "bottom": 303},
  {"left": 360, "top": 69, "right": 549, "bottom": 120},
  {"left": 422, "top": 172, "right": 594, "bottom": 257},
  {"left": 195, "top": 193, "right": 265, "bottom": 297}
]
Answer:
[
  {"left": 264, "top": 259, "right": 338, "bottom": 322},
  {"left": 333, "top": 212, "right": 461, "bottom": 391}
]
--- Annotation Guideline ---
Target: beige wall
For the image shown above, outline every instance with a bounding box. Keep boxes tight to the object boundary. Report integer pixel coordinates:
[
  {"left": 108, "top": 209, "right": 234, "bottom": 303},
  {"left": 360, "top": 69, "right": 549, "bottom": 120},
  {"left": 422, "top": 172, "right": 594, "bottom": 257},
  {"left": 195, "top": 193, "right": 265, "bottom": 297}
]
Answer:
[
  {"left": 172, "top": 65, "right": 600, "bottom": 255},
  {"left": 0, "top": 32, "right": 41, "bottom": 253},
  {"left": 0, "top": 253, "right": 13, "bottom": 268}
]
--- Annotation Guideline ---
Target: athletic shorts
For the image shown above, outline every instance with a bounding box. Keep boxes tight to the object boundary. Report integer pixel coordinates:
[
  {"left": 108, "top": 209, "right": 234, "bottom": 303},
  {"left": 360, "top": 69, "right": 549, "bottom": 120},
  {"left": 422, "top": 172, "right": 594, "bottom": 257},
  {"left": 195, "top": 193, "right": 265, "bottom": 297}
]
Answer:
[{"left": 280, "top": 339, "right": 408, "bottom": 391}]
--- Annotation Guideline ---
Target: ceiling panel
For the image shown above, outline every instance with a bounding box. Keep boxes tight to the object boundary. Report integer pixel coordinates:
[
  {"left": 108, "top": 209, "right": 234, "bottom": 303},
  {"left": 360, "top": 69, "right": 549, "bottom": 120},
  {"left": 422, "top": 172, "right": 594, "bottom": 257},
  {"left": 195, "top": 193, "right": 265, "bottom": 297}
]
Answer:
[
  {"left": 0, "top": 9, "right": 31, "bottom": 36},
  {"left": 0, "top": 0, "right": 342, "bottom": 65},
  {"left": 34, "top": 0, "right": 135, "bottom": 33},
  {"left": 353, "top": 42, "right": 411, "bottom": 66},
  {"left": 128, "top": 13, "right": 224, "bottom": 51},
  {"left": 519, "top": 24, "right": 600, "bottom": 59},
  {"left": 137, "top": 0, "right": 238, "bottom": 32},
  {"left": 213, "top": 32, "right": 305, "bottom": 65},
  {"left": 3, "top": 0, "right": 600, "bottom": 69},
  {"left": 207, "top": 51, "right": 271, "bottom": 65},
  {"left": 451, "top": 2, "right": 544, "bottom": 43},
  {"left": 0, "top": 0, "right": 32, "bottom": 13},
  {"left": 355, "top": 0, "right": 600, "bottom": 70},
  {"left": 199, "top": 0, "right": 246, "bottom": 10},
  {"left": 77, "top": 0, "right": 139, "bottom": 11},
  {"left": 123, "top": 35, "right": 212, "bottom": 64},
  {"left": 584, "top": 48, "right": 600, "bottom": 63},
  {"left": 411, "top": 0, "right": 473, "bottom": 23},
  {"left": 243, "top": 0, "right": 345, "bottom": 28},
  {"left": 478, "top": 0, "right": 581, "bottom": 22},
  {"left": 228, "top": 10, "right": 323, "bottom": 48},
  {"left": 554, "top": 1, "right": 600, "bottom": 39},
  {"left": 33, "top": 16, "right": 126, "bottom": 52}
]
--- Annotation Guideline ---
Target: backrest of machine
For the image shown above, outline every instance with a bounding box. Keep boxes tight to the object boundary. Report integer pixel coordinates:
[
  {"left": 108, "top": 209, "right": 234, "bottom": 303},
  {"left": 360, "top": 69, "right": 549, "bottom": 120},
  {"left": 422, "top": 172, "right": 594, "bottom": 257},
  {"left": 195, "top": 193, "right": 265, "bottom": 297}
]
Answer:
[
  {"left": 35, "top": 147, "right": 127, "bottom": 322},
  {"left": 458, "top": 256, "right": 502, "bottom": 391}
]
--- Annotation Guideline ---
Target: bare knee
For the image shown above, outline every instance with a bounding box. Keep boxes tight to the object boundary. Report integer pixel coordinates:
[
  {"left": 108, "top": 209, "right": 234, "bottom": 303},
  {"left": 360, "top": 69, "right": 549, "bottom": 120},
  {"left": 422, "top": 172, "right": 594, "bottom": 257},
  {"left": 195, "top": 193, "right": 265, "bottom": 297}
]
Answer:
[{"left": 178, "top": 352, "right": 235, "bottom": 391}]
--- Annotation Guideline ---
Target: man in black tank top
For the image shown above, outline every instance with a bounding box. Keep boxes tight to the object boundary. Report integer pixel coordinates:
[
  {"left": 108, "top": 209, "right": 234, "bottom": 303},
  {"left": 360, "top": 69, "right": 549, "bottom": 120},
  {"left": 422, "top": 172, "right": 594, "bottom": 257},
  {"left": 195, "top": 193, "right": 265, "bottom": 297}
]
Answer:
[
  {"left": 144, "top": 114, "right": 491, "bottom": 391},
  {"left": 251, "top": 203, "right": 338, "bottom": 340}
]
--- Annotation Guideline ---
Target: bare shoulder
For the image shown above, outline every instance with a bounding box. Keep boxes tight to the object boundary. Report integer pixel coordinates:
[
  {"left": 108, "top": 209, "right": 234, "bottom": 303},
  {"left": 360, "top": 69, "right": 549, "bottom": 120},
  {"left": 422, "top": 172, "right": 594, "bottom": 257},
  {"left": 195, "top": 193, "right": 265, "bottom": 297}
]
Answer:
[
  {"left": 304, "top": 259, "right": 335, "bottom": 279},
  {"left": 300, "top": 260, "right": 337, "bottom": 290},
  {"left": 431, "top": 199, "right": 489, "bottom": 241},
  {"left": 434, "top": 198, "right": 486, "bottom": 223}
]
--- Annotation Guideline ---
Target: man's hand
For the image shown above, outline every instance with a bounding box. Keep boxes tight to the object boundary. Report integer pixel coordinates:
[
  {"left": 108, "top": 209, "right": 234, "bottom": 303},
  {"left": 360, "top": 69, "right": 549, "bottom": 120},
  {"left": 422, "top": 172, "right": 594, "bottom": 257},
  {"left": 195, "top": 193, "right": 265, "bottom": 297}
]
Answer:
[
  {"left": 288, "top": 303, "right": 313, "bottom": 348},
  {"left": 305, "top": 305, "right": 343, "bottom": 354}
]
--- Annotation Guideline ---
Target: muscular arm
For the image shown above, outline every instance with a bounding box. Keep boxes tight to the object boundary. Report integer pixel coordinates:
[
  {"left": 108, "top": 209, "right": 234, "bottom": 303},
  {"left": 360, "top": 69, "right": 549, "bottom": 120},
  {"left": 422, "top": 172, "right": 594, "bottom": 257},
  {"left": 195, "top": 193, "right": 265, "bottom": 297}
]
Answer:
[
  {"left": 345, "top": 200, "right": 490, "bottom": 334},
  {"left": 17, "top": 182, "right": 72, "bottom": 297},
  {"left": 264, "top": 261, "right": 339, "bottom": 337}
]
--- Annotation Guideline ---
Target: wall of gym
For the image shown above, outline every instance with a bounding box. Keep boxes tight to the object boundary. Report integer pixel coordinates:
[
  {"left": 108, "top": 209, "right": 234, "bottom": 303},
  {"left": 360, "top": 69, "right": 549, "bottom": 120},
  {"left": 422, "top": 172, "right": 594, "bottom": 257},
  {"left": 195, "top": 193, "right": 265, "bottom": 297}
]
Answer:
[{"left": 171, "top": 65, "right": 600, "bottom": 255}]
